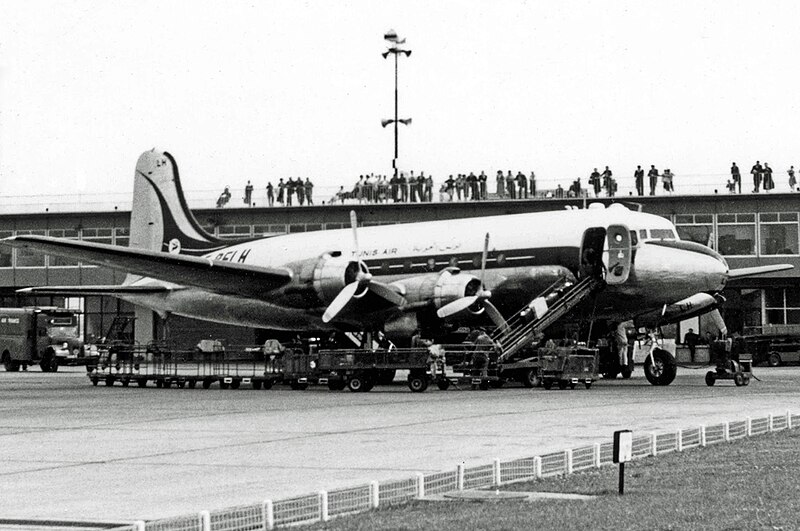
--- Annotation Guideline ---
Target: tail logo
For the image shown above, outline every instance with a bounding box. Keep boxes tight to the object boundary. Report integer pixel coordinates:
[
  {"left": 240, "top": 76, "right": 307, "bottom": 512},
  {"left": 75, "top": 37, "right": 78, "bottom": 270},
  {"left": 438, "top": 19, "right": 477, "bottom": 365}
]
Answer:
[{"left": 168, "top": 238, "right": 182, "bottom": 254}]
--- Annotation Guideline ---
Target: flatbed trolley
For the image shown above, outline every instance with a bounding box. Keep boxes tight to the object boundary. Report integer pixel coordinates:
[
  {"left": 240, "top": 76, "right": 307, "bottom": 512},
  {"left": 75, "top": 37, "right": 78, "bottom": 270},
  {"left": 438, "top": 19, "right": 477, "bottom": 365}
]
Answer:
[{"left": 538, "top": 346, "right": 599, "bottom": 389}]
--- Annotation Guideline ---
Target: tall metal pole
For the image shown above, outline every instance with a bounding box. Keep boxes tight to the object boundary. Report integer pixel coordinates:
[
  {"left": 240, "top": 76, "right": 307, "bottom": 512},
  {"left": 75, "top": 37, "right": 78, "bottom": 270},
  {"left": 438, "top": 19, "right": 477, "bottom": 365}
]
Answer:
[{"left": 382, "top": 29, "right": 411, "bottom": 179}]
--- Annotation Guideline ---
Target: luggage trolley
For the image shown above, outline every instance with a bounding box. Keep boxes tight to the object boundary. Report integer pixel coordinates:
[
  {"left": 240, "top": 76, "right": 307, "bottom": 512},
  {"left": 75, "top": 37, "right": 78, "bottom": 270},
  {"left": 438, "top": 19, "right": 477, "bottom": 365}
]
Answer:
[{"left": 538, "top": 346, "right": 599, "bottom": 389}]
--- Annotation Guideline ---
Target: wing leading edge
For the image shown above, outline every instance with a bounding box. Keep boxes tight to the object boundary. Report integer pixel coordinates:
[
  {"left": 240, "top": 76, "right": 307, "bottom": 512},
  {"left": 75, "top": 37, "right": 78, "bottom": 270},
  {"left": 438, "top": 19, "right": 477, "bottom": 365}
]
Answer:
[{"left": 2, "top": 235, "right": 293, "bottom": 298}]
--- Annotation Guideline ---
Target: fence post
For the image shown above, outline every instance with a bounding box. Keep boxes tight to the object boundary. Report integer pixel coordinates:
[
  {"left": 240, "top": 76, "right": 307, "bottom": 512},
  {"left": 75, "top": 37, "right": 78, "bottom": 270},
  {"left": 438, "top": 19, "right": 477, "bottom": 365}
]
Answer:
[
  {"left": 651, "top": 432, "right": 658, "bottom": 456},
  {"left": 263, "top": 500, "right": 274, "bottom": 531},
  {"left": 593, "top": 443, "right": 601, "bottom": 468},
  {"left": 319, "top": 490, "right": 329, "bottom": 522},
  {"left": 768, "top": 414, "right": 774, "bottom": 432},
  {"left": 369, "top": 481, "right": 379, "bottom": 509},
  {"left": 788, "top": 410, "right": 793, "bottom": 430},
  {"left": 676, "top": 429, "right": 683, "bottom": 452},
  {"left": 533, "top": 456, "right": 542, "bottom": 478},
  {"left": 723, "top": 422, "right": 730, "bottom": 442},
  {"left": 700, "top": 425, "right": 706, "bottom": 447},
  {"left": 133, "top": 521, "right": 145, "bottom": 531},
  {"left": 416, "top": 472, "right": 425, "bottom": 499},
  {"left": 493, "top": 458, "right": 502, "bottom": 486},
  {"left": 457, "top": 463, "right": 465, "bottom": 490},
  {"left": 199, "top": 511, "right": 210, "bottom": 531},
  {"left": 746, "top": 417, "right": 752, "bottom": 437},
  {"left": 565, "top": 449, "right": 573, "bottom": 474}
]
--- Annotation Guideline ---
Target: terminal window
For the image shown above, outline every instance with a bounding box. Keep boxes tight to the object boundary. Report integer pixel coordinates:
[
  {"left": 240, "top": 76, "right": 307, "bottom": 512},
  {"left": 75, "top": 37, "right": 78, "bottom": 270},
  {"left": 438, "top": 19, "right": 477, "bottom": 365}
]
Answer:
[
  {"left": 0, "top": 231, "right": 11, "bottom": 267},
  {"left": 759, "top": 213, "right": 799, "bottom": 255},
  {"left": 15, "top": 230, "right": 46, "bottom": 267},
  {"left": 48, "top": 229, "right": 79, "bottom": 266},
  {"left": 765, "top": 288, "right": 800, "bottom": 325},
  {"left": 675, "top": 214, "right": 714, "bottom": 248},
  {"left": 717, "top": 213, "right": 756, "bottom": 256}
]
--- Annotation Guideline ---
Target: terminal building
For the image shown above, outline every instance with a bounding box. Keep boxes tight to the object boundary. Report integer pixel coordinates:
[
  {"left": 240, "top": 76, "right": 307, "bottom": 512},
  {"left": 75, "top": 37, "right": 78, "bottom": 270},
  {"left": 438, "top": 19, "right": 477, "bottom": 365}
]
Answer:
[{"left": 0, "top": 192, "right": 796, "bottom": 348}]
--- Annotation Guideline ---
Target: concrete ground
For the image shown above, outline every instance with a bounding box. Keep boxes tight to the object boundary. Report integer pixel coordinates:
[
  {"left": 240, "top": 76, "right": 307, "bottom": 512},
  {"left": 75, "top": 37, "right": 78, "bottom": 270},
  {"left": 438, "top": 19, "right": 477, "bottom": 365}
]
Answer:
[{"left": 0, "top": 365, "right": 797, "bottom": 522}]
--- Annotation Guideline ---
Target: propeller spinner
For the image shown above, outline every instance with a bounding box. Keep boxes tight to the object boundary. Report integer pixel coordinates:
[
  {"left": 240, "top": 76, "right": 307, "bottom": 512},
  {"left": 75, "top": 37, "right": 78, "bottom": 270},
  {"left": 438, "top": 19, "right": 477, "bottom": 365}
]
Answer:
[
  {"left": 322, "top": 211, "right": 405, "bottom": 323},
  {"left": 436, "top": 233, "right": 506, "bottom": 328}
]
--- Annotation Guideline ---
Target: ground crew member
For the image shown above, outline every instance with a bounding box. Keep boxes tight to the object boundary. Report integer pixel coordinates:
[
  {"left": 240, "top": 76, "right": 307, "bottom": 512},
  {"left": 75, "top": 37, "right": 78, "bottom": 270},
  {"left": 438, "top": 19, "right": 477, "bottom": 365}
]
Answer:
[{"left": 684, "top": 328, "right": 700, "bottom": 363}]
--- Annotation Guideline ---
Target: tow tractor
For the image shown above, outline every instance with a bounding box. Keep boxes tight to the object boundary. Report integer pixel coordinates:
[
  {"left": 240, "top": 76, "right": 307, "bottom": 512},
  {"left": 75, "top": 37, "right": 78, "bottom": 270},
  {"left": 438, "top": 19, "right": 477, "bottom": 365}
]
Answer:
[{"left": 705, "top": 339, "right": 752, "bottom": 387}]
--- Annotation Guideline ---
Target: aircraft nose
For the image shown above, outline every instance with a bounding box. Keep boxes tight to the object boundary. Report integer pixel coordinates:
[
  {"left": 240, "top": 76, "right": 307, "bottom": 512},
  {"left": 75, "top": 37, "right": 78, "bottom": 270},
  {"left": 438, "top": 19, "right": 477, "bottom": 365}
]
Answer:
[{"left": 633, "top": 243, "right": 728, "bottom": 300}]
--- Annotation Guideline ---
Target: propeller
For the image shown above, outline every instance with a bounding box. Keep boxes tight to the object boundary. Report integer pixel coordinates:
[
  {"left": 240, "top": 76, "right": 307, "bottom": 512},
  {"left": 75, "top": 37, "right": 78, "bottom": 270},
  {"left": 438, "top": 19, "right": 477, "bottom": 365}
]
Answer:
[
  {"left": 436, "top": 233, "right": 506, "bottom": 328},
  {"left": 322, "top": 211, "right": 405, "bottom": 323}
]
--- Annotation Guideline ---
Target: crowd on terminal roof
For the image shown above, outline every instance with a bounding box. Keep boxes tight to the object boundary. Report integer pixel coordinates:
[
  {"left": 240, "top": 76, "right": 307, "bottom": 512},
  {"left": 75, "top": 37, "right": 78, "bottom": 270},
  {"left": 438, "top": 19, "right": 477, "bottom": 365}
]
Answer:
[{"left": 214, "top": 161, "right": 800, "bottom": 208}]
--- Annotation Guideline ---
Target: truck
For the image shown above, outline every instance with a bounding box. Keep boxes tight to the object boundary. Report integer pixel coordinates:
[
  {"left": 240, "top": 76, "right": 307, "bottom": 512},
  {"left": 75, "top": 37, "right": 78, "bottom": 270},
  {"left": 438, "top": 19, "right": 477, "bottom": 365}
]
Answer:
[
  {"left": 0, "top": 307, "right": 88, "bottom": 372},
  {"left": 740, "top": 324, "right": 800, "bottom": 367}
]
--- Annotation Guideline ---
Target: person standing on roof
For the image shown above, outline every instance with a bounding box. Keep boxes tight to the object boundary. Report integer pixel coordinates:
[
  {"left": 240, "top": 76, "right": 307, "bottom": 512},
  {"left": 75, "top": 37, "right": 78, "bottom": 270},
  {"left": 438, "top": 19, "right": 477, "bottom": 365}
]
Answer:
[
  {"left": 647, "top": 165, "right": 659, "bottom": 196},
  {"left": 304, "top": 178, "right": 314, "bottom": 205},
  {"left": 788, "top": 165, "right": 797, "bottom": 191},
  {"left": 496, "top": 170, "right": 505, "bottom": 198},
  {"left": 751, "top": 161, "right": 763, "bottom": 193},
  {"left": 589, "top": 168, "right": 601, "bottom": 197},
  {"left": 266, "top": 182, "right": 274, "bottom": 206},
  {"left": 763, "top": 163, "right": 774, "bottom": 191},
  {"left": 634, "top": 165, "right": 644, "bottom": 196},
  {"left": 731, "top": 162, "right": 741, "bottom": 194},
  {"left": 244, "top": 180, "right": 254, "bottom": 206}
]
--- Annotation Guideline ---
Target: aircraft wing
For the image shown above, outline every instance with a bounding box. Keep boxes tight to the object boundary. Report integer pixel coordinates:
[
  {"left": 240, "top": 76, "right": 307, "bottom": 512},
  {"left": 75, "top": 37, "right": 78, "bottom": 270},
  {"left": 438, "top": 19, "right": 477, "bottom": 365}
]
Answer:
[
  {"left": 2, "top": 235, "right": 293, "bottom": 298},
  {"left": 16, "top": 284, "right": 172, "bottom": 296}
]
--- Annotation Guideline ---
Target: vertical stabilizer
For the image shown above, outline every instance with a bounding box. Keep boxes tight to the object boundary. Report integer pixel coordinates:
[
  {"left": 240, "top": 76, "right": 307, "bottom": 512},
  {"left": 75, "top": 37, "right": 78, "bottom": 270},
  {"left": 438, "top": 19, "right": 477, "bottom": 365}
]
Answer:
[{"left": 130, "top": 149, "right": 229, "bottom": 255}]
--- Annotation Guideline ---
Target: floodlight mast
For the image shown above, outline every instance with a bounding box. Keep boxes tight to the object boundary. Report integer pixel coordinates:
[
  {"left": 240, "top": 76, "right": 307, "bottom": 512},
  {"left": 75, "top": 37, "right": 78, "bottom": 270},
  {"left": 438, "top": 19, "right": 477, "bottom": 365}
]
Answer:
[{"left": 382, "top": 29, "right": 412, "bottom": 178}]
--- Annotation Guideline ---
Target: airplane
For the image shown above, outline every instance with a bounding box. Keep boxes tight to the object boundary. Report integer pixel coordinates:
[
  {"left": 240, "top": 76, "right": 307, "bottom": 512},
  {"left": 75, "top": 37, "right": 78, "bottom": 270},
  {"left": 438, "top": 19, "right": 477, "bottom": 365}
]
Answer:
[{"left": 1, "top": 149, "right": 792, "bottom": 385}]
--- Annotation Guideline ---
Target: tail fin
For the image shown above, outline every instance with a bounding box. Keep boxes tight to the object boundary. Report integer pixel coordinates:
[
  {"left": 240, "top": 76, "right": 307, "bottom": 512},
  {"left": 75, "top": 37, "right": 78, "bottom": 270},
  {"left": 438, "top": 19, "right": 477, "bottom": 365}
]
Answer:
[{"left": 130, "top": 149, "right": 236, "bottom": 255}]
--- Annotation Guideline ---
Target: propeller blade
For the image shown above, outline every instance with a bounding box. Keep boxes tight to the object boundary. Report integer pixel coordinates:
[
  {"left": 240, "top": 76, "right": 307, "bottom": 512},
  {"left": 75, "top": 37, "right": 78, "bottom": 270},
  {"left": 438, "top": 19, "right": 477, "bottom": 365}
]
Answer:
[
  {"left": 437, "top": 295, "right": 478, "bottom": 319},
  {"left": 368, "top": 281, "right": 406, "bottom": 307},
  {"left": 483, "top": 301, "right": 507, "bottom": 330},
  {"left": 350, "top": 210, "right": 360, "bottom": 257},
  {"left": 480, "top": 233, "right": 489, "bottom": 287},
  {"left": 322, "top": 281, "right": 360, "bottom": 323}
]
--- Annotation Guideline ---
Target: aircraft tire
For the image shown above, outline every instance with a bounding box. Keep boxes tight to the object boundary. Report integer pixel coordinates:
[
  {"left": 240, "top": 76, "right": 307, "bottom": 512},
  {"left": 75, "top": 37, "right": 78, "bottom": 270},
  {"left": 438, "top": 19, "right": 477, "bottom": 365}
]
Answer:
[
  {"left": 705, "top": 371, "right": 716, "bottom": 386},
  {"left": 644, "top": 348, "right": 677, "bottom": 386}
]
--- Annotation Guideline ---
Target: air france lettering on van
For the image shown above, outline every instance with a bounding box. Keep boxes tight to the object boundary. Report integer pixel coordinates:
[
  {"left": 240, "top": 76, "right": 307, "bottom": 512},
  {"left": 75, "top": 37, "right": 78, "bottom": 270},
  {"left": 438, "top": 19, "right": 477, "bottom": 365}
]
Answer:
[{"left": 212, "top": 248, "right": 251, "bottom": 263}]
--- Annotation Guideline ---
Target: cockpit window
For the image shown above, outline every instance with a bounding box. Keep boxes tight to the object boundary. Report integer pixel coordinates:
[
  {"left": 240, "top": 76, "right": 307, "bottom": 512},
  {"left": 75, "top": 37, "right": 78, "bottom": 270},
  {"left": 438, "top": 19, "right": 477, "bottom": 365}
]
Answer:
[
  {"left": 649, "top": 229, "right": 676, "bottom": 240},
  {"left": 630, "top": 231, "right": 638, "bottom": 246}
]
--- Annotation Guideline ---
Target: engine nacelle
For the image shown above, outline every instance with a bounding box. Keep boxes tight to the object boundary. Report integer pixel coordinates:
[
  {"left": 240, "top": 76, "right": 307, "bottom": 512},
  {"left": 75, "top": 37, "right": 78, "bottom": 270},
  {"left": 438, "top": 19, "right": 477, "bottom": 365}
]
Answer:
[
  {"left": 307, "top": 254, "right": 368, "bottom": 304},
  {"left": 634, "top": 292, "right": 725, "bottom": 329},
  {"left": 399, "top": 269, "right": 481, "bottom": 311}
]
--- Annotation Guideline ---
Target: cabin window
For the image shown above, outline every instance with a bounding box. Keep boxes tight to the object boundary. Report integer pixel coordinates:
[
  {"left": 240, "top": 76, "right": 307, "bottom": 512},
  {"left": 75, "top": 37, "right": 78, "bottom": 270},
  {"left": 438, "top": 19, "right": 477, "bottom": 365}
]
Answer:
[{"left": 649, "top": 229, "right": 676, "bottom": 240}]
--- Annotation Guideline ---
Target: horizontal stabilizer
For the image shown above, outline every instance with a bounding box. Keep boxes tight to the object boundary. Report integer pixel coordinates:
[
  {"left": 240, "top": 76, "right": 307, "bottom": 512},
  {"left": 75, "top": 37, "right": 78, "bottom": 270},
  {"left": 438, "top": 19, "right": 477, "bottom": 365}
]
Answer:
[
  {"left": 1, "top": 235, "right": 293, "bottom": 298},
  {"left": 17, "top": 284, "right": 172, "bottom": 296},
  {"left": 728, "top": 264, "right": 793, "bottom": 279}
]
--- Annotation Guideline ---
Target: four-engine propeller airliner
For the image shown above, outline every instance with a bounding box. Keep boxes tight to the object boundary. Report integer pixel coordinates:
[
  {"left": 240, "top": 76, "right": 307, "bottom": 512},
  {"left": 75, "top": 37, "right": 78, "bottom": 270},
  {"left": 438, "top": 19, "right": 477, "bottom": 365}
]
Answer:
[{"left": 1, "top": 149, "right": 792, "bottom": 385}]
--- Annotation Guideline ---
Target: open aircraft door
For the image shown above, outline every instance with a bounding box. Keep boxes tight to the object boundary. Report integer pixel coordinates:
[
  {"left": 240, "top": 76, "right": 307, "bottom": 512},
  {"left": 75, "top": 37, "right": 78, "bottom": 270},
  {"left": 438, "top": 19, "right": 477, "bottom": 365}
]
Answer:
[
  {"left": 580, "top": 227, "right": 607, "bottom": 280},
  {"left": 604, "top": 224, "right": 632, "bottom": 285}
]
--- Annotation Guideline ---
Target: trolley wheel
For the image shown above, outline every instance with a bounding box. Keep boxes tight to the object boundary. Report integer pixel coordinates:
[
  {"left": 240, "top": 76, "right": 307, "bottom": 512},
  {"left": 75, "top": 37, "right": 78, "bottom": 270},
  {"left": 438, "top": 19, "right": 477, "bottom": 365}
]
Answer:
[
  {"left": 91, "top": 375, "right": 99, "bottom": 386},
  {"left": 407, "top": 375, "right": 429, "bottom": 393},
  {"left": 569, "top": 382, "right": 576, "bottom": 390},
  {"left": 105, "top": 376, "right": 115, "bottom": 387},
  {"left": 558, "top": 380, "right": 568, "bottom": 390},
  {"left": 743, "top": 377, "right": 750, "bottom": 386},
  {"left": 202, "top": 378, "right": 213, "bottom": 389},
  {"left": 705, "top": 371, "right": 716, "bottom": 387},
  {"left": 289, "top": 380, "right": 308, "bottom": 391},
  {"left": 188, "top": 380, "right": 197, "bottom": 389},
  {"left": 768, "top": 352, "right": 782, "bottom": 367},
  {"left": 543, "top": 380, "right": 553, "bottom": 390},
  {"left": 162, "top": 379, "right": 172, "bottom": 389},
  {"left": 262, "top": 379, "right": 274, "bottom": 390},
  {"left": 347, "top": 376, "right": 367, "bottom": 392},
  {"left": 734, "top": 372, "right": 745, "bottom": 387},
  {"left": 176, "top": 380, "right": 186, "bottom": 389},
  {"left": 252, "top": 380, "right": 263, "bottom": 390},
  {"left": 521, "top": 368, "right": 541, "bottom": 388},
  {"left": 584, "top": 381, "right": 593, "bottom": 389},
  {"left": 137, "top": 378, "right": 147, "bottom": 388},
  {"left": 121, "top": 378, "right": 130, "bottom": 387},
  {"left": 230, "top": 379, "right": 241, "bottom": 390},
  {"left": 220, "top": 381, "right": 230, "bottom": 390},
  {"left": 436, "top": 378, "right": 451, "bottom": 391}
]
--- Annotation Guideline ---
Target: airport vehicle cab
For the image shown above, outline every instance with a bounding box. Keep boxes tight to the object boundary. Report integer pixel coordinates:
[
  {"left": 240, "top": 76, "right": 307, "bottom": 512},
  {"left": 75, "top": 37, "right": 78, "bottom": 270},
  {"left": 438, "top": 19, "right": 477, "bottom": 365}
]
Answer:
[{"left": 0, "top": 307, "right": 86, "bottom": 372}]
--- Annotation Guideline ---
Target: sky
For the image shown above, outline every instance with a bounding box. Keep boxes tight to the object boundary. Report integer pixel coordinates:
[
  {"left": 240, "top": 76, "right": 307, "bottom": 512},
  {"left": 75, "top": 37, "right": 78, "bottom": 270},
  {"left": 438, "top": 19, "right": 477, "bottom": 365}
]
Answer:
[{"left": 1, "top": 0, "right": 800, "bottom": 201}]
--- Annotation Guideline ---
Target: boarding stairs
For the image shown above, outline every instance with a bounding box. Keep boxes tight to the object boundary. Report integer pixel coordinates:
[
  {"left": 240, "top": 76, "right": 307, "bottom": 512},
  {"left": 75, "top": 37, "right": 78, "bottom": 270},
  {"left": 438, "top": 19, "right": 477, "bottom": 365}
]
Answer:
[{"left": 491, "top": 274, "right": 605, "bottom": 363}]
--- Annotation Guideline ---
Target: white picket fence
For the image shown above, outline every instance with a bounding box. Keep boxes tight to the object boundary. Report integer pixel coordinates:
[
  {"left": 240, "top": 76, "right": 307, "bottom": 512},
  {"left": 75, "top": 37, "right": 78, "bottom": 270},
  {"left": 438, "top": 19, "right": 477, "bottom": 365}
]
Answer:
[{"left": 113, "top": 411, "right": 797, "bottom": 531}]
